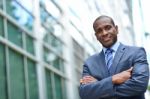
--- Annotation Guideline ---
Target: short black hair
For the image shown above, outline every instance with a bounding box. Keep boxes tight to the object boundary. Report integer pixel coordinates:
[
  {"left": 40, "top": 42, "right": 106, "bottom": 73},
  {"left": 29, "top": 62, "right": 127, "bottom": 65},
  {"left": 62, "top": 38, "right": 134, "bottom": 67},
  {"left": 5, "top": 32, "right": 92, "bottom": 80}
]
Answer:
[{"left": 93, "top": 15, "right": 115, "bottom": 29}]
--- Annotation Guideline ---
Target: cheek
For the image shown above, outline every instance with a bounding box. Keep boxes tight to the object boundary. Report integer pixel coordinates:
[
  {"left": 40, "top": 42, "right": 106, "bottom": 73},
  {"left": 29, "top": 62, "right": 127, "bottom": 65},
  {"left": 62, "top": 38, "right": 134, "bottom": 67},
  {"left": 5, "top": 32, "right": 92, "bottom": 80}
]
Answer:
[
  {"left": 95, "top": 34, "right": 100, "bottom": 39},
  {"left": 96, "top": 35, "right": 102, "bottom": 41}
]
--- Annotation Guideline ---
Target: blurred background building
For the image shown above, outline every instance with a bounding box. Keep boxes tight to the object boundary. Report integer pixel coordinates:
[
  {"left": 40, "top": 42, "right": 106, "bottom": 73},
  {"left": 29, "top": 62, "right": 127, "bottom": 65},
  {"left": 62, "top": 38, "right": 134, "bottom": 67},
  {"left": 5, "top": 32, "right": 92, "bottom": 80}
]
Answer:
[{"left": 0, "top": 0, "right": 149, "bottom": 99}]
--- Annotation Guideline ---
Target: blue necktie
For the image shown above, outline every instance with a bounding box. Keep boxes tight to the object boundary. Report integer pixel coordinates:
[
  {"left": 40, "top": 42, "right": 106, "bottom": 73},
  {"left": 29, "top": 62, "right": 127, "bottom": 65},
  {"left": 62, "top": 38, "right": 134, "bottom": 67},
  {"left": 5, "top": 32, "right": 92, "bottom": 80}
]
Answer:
[{"left": 105, "top": 48, "right": 113, "bottom": 69}]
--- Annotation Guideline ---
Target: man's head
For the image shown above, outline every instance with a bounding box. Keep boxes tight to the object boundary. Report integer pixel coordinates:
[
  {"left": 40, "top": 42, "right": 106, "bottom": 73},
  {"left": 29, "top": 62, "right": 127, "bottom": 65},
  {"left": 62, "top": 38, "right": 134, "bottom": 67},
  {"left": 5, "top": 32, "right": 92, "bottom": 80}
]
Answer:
[{"left": 93, "top": 15, "right": 118, "bottom": 48}]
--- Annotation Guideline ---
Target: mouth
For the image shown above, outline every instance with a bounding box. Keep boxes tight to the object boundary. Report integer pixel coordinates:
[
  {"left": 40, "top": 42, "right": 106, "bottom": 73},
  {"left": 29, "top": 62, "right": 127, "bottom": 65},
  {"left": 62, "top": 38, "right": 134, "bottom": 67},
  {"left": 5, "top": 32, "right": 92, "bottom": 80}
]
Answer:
[{"left": 103, "top": 36, "right": 111, "bottom": 42}]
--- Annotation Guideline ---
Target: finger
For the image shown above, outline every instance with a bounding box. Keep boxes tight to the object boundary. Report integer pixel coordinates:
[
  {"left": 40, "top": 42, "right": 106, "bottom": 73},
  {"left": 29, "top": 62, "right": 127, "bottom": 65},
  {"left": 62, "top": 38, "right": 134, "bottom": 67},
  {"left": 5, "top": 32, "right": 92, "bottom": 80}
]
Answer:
[
  {"left": 126, "top": 67, "right": 133, "bottom": 72},
  {"left": 83, "top": 78, "right": 93, "bottom": 82},
  {"left": 80, "top": 79, "right": 83, "bottom": 83},
  {"left": 83, "top": 76, "right": 93, "bottom": 79}
]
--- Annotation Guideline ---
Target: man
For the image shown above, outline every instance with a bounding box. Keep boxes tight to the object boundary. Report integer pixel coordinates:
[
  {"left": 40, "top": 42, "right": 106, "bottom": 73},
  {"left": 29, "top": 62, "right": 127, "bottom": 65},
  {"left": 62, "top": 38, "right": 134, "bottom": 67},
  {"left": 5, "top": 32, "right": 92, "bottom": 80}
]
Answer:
[{"left": 79, "top": 15, "right": 149, "bottom": 99}]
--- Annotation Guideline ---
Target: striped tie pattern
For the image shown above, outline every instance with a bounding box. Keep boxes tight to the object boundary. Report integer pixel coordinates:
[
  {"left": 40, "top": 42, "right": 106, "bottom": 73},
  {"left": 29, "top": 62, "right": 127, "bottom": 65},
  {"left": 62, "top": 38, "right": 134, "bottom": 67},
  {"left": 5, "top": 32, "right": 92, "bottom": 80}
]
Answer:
[{"left": 105, "top": 48, "right": 113, "bottom": 69}]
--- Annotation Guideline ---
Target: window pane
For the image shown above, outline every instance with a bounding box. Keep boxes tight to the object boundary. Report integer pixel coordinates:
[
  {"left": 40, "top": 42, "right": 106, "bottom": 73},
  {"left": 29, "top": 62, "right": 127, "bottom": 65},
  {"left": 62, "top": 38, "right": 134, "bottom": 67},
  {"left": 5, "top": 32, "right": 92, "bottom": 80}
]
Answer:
[
  {"left": 26, "top": 34, "right": 35, "bottom": 55},
  {"left": 0, "top": 15, "right": 4, "bottom": 36},
  {"left": 59, "top": 59, "right": 64, "bottom": 72},
  {"left": 43, "top": 32, "right": 63, "bottom": 55},
  {"left": 0, "top": 43, "right": 7, "bottom": 99},
  {"left": 9, "top": 48, "right": 25, "bottom": 99},
  {"left": 43, "top": 47, "right": 51, "bottom": 64},
  {"left": 40, "top": 7, "right": 55, "bottom": 30},
  {"left": 61, "top": 80, "right": 67, "bottom": 99},
  {"left": 6, "top": 0, "right": 33, "bottom": 31},
  {"left": 40, "top": 0, "right": 61, "bottom": 19},
  {"left": 45, "top": 69, "right": 53, "bottom": 99},
  {"left": 16, "top": 0, "right": 33, "bottom": 13},
  {"left": 27, "top": 59, "right": 39, "bottom": 99},
  {"left": 43, "top": 32, "right": 52, "bottom": 45},
  {"left": 54, "top": 74, "right": 62, "bottom": 99},
  {"left": 51, "top": 38, "right": 62, "bottom": 55},
  {"left": 7, "top": 21, "right": 23, "bottom": 47},
  {"left": 0, "top": 0, "right": 3, "bottom": 9},
  {"left": 53, "top": 24, "right": 63, "bottom": 38},
  {"left": 52, "top": 56, "right": 60, "bottom": 70}
]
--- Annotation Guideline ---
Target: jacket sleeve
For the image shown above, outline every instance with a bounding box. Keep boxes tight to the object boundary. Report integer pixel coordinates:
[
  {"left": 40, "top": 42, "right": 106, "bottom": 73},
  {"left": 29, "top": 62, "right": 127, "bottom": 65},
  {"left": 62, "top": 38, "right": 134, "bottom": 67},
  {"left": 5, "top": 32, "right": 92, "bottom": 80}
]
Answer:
[
  {"left": 79, "top": 64, "right": 115, "bottom": 99},
  {"left": 115, "top": 48, "right": 149, "bottom": 97}
]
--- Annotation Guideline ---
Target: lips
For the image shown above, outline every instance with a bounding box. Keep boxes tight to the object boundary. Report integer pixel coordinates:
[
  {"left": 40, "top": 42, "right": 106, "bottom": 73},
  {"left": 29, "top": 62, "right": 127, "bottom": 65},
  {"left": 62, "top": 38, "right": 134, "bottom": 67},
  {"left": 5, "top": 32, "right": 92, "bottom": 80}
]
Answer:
[{"left": 103, "top": 36, "right": 111, "bottom": 42}]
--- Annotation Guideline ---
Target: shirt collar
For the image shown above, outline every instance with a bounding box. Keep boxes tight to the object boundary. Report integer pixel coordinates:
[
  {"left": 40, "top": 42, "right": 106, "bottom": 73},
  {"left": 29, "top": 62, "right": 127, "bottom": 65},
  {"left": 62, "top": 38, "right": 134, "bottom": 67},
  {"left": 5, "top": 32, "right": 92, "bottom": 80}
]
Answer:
[{"left": 103, "top": 41, "right": 120, "bottom": 54}]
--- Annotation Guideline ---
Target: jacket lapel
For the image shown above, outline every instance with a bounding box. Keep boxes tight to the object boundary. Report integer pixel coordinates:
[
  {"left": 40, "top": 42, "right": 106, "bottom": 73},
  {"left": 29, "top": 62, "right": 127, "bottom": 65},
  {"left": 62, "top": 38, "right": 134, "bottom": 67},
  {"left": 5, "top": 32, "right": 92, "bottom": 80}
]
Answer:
[{"left": 109, "top": 43, "right": 126, "bottom": 75}]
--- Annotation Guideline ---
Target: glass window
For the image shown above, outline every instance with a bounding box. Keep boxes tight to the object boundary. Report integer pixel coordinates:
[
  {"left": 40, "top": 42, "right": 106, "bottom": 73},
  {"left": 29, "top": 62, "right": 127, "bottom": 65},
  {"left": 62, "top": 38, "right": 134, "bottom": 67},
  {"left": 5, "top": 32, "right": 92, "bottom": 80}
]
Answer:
[
  {"left": 26, "top": 34, "right": 35, "bottom": 55},
  {"left": 51, "top": 38, "right": 62, "bottom": 55},
  {"left": 9, "top": 48, "right": 25, "bottom": 99},
  {"left": 7, "top": 21, "right": 23, "bottom": 48},
  {"left": 43, "top": 32, "right": 63, "bottom": 55},
  {"left": 53, "top": 24, "right": 63, "bottom": 37},
  {"left": 0, "top": 0, "right": 3, "bottom": 9},
  {"left": 52, "top": 56, "right": 61, "bottom": 70},
  {"left": 6, "top": 0, "right": 33, "bottom": 31},
  {"left": 16, "top": 0, "right": 33, "bottom": 13},
  {"left": 43, "top": 47, "right": 51, "bottom": 64},
  {"left": 43, "top": 32, "right": 54, "bottom": 46},
  {"left": 43, "top": 47, "right": 64, "bottom": 71},
  {"left": 40, "top": 7, "right": 55, "bottom": 30},
  {"left": 0, "top": 43, "right": 7, "bottom": 99},
  {"left": 54, "top": 74, "right": 63, "bottom": 99},
  {"left": 43, "top": 33, "right": 49, "bottom": 44},
  {"left": 0, "top": 15, "right": 4, "bottom": 36},
  {"left": 61, "top": 79, "right": 67, "bottom": 99},
  {"left": 27, "top": 59, "right": 39, "bottom": 99},
  {"left": 40, "top": 0, "right": 62, "bottom": 19},
  {"left": 45, "top": 69, "right": 53, "bottom": 99}
]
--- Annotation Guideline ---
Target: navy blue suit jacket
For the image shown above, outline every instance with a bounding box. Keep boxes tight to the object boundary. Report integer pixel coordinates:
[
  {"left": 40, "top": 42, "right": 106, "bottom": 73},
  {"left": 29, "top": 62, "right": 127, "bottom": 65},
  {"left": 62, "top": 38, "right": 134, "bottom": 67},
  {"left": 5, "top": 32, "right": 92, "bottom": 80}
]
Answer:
[{"left": 79, "top": 43, "right": 149, "bottom": 99}]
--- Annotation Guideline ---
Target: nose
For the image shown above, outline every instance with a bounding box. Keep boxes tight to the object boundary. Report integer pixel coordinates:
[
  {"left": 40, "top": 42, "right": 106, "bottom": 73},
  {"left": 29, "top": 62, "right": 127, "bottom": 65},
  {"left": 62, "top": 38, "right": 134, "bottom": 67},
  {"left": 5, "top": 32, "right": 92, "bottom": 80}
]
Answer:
[{"left": 102, "top": 30, "right": 108, "bottom": 35}]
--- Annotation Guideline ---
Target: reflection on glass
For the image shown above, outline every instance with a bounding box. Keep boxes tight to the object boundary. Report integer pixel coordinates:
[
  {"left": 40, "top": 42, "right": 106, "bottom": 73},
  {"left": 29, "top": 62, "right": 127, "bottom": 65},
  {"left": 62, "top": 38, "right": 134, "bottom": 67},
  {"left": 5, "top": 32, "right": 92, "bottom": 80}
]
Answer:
[
  {"left": 0, "top": 0, "right": 3, "bottom": 9},
  {"left": 45, "top": 69, "right": 53, "bottom": 99},
  {"left": 52, "top": 56, "right": 64, "bottom": 71},
  {"left": 40, "top": 0, "right": 61, "bottom": 19},
  {"left": 0, "top": 15, "right": 4, "bottom": 36},
  {"left": 6, "top": 0, "right": 33, "bottom": 31},
  {"left": 16, "top": 0, "right": 33, "bottom": 13},
  {"left": 26, "top": 34, "right": 35, "bottom": 55},
  {"left": 0, "top": 43, "right": 7, "bottom": 99},
  {"left": 9, "top": 48, "right": 25, "bottom": 99},
  {"left": 43, "top": 47, "right": 64, "bottom": 71},
  {"left": 43, "top": 47, "right": 49, "bottom": 63},
  {"left": 42, "top": 26, "right": 63, "bottom": 55},
  {"left": 7, "top": 21, "right": 23, "bottom": 47},
  {"left": 51, "top": 38, "right": 62, "bottom": 55},
  {"left": 53, "top": 24, "right": 63, "bottom": 37},
  {"left": 54, "top": 74, "right": 63, "bottom": 99},
  {"left": 43, "top": 47, "right": 55, "bottom": 64},
  {"left": 40, "top": 7, "right": 55, "bottom": 31},
  {"left": 27, "top": 59, "right": 39, "bottom": 99}
]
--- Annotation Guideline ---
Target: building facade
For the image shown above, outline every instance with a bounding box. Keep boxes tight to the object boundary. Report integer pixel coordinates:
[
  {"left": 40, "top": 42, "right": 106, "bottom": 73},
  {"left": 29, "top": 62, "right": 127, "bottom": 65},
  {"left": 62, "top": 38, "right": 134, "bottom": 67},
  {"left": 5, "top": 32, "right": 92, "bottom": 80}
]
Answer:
[{"left": 0, "top": 0, "right": 135, "bottom": 99}]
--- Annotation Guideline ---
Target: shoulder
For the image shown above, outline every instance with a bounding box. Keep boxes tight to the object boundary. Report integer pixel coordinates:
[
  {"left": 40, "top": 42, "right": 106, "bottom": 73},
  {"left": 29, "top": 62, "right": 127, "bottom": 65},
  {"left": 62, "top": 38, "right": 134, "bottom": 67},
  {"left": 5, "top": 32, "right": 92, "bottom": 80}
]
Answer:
[
  {"left": 122, "top": 44, "right": 145, "bottom": 52},
  {"left": 84, "top": 53, "right": 100, "bottom": 64},
  {"left": 121, "top": 44, "right": 146, "bottom": 56}
]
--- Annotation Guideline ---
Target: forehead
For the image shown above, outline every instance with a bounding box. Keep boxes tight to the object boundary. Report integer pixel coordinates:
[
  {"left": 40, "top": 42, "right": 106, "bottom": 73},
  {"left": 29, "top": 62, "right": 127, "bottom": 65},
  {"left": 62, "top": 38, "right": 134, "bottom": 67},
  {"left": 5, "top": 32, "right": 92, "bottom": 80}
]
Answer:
[{"left": 94, "top": 17, "right": 113, "bottom": 27}]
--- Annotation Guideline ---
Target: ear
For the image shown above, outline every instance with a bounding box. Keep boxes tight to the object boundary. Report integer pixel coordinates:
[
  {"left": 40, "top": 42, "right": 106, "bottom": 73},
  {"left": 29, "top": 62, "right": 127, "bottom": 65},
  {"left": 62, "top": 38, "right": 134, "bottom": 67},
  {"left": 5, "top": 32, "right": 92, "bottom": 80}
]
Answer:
[{"left": 115, "top": 25, "right": 118, "bottom": 34}]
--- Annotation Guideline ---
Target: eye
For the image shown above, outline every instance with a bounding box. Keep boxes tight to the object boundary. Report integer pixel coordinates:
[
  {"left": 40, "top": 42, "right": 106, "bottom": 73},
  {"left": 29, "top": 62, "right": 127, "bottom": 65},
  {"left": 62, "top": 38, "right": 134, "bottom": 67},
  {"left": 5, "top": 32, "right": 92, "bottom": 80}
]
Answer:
[
  {"left": 105, "top": 25, "right": 112, "bottom": 30},
  {"left": 95, "top": 28, "right": 102, "bottom": 34}
]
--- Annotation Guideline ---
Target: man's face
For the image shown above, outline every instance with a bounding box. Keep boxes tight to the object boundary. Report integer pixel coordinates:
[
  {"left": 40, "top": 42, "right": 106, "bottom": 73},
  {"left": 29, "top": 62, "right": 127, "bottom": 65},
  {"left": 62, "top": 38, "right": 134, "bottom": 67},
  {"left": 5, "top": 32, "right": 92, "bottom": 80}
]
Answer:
[{"left": 93, "top": 17, "right": 118, "bottom": 48}]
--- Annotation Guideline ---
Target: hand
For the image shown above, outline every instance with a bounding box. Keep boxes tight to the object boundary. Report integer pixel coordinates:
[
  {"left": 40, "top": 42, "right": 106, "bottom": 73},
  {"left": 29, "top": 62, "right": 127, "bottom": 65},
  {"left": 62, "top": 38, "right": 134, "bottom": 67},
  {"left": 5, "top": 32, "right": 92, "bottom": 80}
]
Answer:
[
  {"left": 80, "top": 76, "right": 97, "bottom": 84},
  {"left": 112, "top": 67, "right": 133, "bottom": 84}
]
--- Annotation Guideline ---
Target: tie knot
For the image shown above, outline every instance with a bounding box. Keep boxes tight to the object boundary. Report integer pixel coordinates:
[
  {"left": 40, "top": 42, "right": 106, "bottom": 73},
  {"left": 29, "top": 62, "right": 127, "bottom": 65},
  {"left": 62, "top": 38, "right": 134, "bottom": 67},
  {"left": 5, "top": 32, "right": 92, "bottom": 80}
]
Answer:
[{"left": 105, "top": 48, "right": 113, "bottom": 54}]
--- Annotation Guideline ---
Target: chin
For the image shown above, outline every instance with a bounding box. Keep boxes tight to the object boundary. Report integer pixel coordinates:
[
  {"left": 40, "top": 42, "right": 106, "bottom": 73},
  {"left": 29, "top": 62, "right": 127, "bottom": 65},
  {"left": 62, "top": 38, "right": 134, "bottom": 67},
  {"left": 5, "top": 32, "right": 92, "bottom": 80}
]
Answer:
[{"left": 103, "top": 43, "right": 113, "bottom": 48}]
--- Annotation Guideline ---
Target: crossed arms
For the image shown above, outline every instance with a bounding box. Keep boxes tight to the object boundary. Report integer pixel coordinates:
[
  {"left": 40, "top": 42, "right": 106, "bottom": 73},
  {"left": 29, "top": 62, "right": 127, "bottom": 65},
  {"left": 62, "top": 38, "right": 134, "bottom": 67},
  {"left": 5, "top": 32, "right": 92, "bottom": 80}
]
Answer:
[
  {"left": 80, "top": 67, "right": 133, "bottom": 85},
  {"left": 79, "top": 48, "right": 149, "bottom": 99}
]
